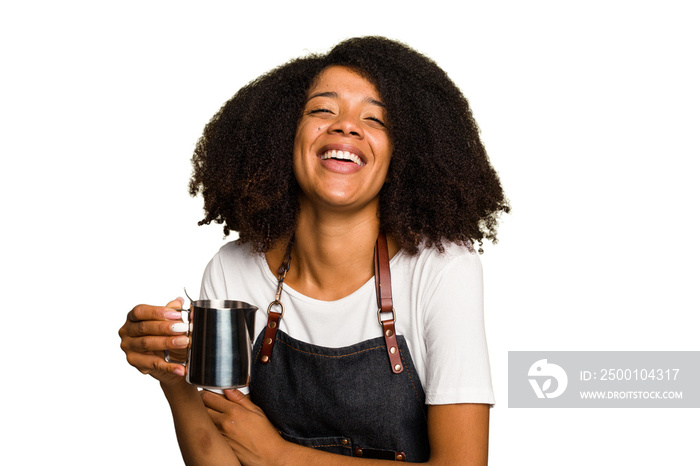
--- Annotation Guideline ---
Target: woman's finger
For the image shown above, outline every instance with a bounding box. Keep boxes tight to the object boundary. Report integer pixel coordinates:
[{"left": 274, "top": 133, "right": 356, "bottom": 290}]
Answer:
[
  {"left": 123, "top": 319, "right": 188, "bottom": 338},
  {"left": 165, "top": 297, "right": 185, "bottom": 309},
  {"left": 223, "top": 389, "right": 262, "bottom": 413},
  {"left": 122, "top": 334, "right": 189, "bottom": 353},
  {"left": 127, "top": 302, "right": 184, "bottom": 323},
  {"left": 225, "top": 390, "right": 265, "bottom": 415},
  {"left": 200, "top": 390, "right": 233, "bottom": 413},
  {"left": 125, "top": 351, "right": 186, "bottom": 376}
]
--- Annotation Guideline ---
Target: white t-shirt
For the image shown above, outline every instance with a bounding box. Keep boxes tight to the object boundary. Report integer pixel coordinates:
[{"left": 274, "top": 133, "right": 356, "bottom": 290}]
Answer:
[{"left": 199, "top": 241, "right": 495, "bottom": 406}]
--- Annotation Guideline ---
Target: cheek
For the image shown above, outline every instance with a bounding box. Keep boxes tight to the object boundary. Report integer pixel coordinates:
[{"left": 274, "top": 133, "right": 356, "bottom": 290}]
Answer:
[
  {"left": 370, "top": 135, "right": 393, "bottom": 165},
  {"left": 294, "top": 121, "right": 323, "bottom": 154}
]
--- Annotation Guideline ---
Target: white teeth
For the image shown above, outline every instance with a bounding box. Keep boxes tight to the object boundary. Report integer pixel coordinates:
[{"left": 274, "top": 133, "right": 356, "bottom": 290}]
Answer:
[{"left": 320, "top": 150, "right": 365, "bottom": 166}]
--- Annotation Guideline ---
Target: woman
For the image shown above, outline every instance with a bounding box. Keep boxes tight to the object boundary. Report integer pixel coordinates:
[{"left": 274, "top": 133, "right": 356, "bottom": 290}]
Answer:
[{"left": 120, "top": 36, "right": 509, "bottom": 465}]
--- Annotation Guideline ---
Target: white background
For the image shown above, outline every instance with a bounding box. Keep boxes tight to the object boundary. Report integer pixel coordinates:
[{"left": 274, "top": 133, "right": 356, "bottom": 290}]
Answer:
[{"left": 1, "top": 1, "right": 698, "bottom": 464}]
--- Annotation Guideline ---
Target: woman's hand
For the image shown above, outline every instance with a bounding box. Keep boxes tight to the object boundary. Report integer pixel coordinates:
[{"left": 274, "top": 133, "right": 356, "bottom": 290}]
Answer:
[
  {"left": 118, "top": 297, "right": 190, "bottom": 386},
  {"left": 202, "top": 390, "right": 287, "bottom": 466}
]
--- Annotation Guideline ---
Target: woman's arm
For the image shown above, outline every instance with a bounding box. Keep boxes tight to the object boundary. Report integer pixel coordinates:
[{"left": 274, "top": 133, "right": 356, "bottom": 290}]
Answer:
[
  {"left": 426, "top": 403, "right": 489, "bottom": 465},
  {"left": 119, "top": 299, "right": 240, "bottom": 465},
  {"left": 203, "top": 390, "right": 489, "bottom": 465},
  {"left": 161, "top": 380, "right": 241, "bottom": 466}
]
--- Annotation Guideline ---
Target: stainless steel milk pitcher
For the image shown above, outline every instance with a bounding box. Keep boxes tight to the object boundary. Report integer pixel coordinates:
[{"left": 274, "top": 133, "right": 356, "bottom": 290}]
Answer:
[{"left": 167, "top": 299, "right": 258, "bottom": 390}]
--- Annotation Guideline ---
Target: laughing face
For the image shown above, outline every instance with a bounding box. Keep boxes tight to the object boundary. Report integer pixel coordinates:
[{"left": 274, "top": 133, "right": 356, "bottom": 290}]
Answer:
[{"left": 293, "top": 66, "right": 393, "bottom": 214}]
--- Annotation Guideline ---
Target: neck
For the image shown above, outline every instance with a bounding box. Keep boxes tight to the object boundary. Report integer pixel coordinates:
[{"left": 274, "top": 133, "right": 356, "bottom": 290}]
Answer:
[{"left": 266, "top": 199, "right": 391, "bottom": 301}]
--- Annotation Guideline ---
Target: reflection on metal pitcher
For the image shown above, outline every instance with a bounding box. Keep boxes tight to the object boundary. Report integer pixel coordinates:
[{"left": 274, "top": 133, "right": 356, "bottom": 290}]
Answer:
[{"left": 169, "top": 299, "right": 258, "bottom": 390}]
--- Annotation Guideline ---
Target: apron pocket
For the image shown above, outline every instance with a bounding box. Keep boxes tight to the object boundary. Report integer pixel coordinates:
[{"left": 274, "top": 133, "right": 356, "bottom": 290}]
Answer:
[{"left": 279, "top": 431, "right": 353, "bottom": 457}]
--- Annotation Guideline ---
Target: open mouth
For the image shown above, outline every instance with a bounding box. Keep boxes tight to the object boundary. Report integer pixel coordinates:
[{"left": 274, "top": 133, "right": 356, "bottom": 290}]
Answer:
[{"left": 319, "top": 149, "right": 366, "bottom": 167}]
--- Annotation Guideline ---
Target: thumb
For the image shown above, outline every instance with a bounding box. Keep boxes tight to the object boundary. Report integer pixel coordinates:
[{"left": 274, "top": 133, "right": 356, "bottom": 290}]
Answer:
[
  {"left": 224, "top": 389, "right": 259, "bottom": 411},
  {"left": 165, "top": 297, "right": 185, "bottom": 309}
]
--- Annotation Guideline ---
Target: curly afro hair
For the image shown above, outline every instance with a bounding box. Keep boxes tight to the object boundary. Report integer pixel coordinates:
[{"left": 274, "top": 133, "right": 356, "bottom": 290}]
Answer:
[{"left": 189, "top": 36, "right": 509, "bottom": 254}]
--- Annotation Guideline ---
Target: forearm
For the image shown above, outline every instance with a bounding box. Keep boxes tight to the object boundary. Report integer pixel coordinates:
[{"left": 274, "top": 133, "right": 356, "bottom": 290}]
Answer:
[{"left": 161, "top": 380, "right": 241, "bottom": 466}]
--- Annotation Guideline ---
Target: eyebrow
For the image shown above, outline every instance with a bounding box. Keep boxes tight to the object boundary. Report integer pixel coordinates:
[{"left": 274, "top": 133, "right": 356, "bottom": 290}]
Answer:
[{"left": 306, "top": 91, "right": 386, "bottom": 109}]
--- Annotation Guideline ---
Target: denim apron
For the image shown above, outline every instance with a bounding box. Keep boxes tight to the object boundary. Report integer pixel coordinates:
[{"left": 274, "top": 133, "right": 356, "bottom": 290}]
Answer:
[{"left": 249, "top": 234, "right": 430, "bottom": 462}]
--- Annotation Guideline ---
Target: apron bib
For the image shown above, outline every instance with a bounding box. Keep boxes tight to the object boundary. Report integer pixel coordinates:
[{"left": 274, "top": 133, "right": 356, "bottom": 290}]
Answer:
[{"left": 249, "top": 233, "right": 430, "bottom": 462}]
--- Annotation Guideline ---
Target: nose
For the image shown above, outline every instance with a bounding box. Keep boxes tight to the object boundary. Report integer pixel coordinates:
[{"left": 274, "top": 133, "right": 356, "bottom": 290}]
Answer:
[{"left": 327, "top": 112, "right": 363, "bottom": 138}]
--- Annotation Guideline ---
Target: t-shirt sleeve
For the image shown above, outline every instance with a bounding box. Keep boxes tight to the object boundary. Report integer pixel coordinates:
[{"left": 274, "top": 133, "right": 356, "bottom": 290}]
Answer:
[
  {"left": 421, "top": 249, "right": 495, "bottom": 405},
  {"left": 199, "top": 250, "right": 225, "bottom": 301}
]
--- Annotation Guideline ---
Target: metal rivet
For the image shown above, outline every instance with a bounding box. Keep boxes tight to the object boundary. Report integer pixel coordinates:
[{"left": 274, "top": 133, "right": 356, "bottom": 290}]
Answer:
[
  {"left": 341, "top": 438, "right": 349, "bottom": 446},
  {"left": 354, "top": 447, "right": 363, "bottom": 457},
  {"left": 385, "top": 329, "right": 393, "bottom": 337},
  {"left": 394, "top": 364, "right": 402, "bottom": 371},
  {"left": 261, "top": 355, "right": 269, "bottom": 363},
  {"left": 265, "top": 337, "right": 272, "bottom": 345},
  {"left": 396, "top": 452, "right": 406, "bottom": 461},
  {"left": 390, "top": 346, "right": 396, "bottom": 354},
  {"left": 269, "top": 321, "right": 277, "bottom": 328}
]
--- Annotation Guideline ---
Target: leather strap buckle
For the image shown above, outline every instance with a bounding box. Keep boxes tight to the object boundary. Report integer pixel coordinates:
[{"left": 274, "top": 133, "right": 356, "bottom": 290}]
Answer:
[
  {"left": 267, "top": 299, "right": 285, "bottom": 318},
  {"left": 377, "top": 307, "right": 396, "bottom": 326}
]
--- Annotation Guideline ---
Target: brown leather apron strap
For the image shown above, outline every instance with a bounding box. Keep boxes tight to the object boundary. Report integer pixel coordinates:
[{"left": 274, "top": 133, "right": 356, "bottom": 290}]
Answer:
[
  {"left": 259, "top": 309, "right": 281, "bottom": 364},
  {"left": 374, "top": 232, "right": 393, "bottom": 313},
  {"left": 260, "top": 239, "right": 293, "bottom": 364},
  {"left": 375, "top": 232, "right": 404, "bottom": 374}
]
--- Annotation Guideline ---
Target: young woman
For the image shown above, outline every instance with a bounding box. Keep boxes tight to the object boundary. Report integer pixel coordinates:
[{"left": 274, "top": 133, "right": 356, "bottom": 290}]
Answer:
[{"left": 120, "top": 36, "right": 509, "bottom": 465}]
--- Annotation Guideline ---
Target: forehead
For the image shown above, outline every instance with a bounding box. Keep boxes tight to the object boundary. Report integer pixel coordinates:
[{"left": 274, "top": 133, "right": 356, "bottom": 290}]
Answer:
[{"left": 307, "top": 66, "right": 381, "bottom": 99}]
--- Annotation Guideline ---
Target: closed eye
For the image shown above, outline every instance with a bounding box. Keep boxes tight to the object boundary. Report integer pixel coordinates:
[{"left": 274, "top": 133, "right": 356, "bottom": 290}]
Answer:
[
  {"left": 307, "top": 108, "right": 333, "bottom": 115},
  {"left": 365, "top": 116, "right": 386, "bottom": 127}
]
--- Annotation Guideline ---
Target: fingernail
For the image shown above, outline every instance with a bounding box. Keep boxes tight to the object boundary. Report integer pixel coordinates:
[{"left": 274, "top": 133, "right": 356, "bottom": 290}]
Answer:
[
  {"left": 165, "top": 311, "right": 182, "bottom": 320},
  {"left": 173, "top": 366, "right": 185, "bottom": 376},
  {"left": 174, "top": 336, "right": 189, "bottom": 347},
  {"left": 171, "top": 322, "right": 188, "bottom": 333}
]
